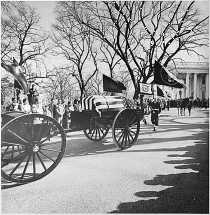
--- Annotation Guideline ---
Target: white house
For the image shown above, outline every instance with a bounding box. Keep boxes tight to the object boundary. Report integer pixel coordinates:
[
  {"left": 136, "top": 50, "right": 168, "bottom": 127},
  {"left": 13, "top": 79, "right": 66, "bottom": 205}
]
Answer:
[{"left": 171, "top": 62, "right": 209, "bottom": 100}]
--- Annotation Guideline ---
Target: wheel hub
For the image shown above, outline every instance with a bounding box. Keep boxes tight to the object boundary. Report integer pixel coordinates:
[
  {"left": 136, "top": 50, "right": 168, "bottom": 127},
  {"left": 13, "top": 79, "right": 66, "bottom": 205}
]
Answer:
[{"left": 33, "top": 144, "right": 40, "bottom": 152}]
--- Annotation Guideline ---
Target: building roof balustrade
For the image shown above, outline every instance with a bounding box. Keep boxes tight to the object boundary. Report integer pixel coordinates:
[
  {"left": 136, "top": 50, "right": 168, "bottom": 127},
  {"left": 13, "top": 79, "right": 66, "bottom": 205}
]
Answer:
[{"left": 171, "top": 62, "right": 209, "bottom": 70}]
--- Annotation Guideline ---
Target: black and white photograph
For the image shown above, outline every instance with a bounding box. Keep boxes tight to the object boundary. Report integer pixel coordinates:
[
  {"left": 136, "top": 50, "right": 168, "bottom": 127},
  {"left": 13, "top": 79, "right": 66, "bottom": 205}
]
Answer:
[{"left": 1, "top": 1, "right": 209, "bottom": 214}]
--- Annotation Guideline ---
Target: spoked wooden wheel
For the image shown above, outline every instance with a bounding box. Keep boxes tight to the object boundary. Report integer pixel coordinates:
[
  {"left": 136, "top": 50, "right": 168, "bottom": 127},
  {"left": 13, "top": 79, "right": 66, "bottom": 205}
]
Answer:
[
  {"left": 112, "top": 109, "right": 140, "bottom": 149},
  {"left": 83, "top": 126, "right": 109, "bottom": 141},
  {"left": 1, "top": 114, "right": 66, "bottom": 183}
]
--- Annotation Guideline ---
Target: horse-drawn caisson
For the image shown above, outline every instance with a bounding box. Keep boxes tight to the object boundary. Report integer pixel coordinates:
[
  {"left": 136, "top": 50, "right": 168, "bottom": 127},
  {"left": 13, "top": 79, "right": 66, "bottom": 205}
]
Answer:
[
  {"left": 1, "top": 59, "right": 144, "bottom": 183},
  {"left": 1, "top": 59, "right": 185, "bottom": 183}
]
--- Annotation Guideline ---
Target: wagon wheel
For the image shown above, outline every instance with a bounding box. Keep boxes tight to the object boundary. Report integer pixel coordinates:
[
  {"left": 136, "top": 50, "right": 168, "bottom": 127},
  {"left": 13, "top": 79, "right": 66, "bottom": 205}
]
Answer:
[
  {"left": 83, "top": 126, "right": 109, "bottom": 141},
  {"left": 1, "top": 114, "right": 66, "bottom": 183},
  {"left": 112, "top": 109, "right": 140, "bottom": 149}
]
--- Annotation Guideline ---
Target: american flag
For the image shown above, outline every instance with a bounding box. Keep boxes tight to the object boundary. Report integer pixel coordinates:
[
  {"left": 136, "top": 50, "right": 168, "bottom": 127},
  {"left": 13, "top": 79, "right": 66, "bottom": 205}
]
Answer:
[
  {"left": 122, "top": 97, "right": 135, "bottom": 109},
  {"left": 82, "top": 95, "right": 125, "bottom": 116}
]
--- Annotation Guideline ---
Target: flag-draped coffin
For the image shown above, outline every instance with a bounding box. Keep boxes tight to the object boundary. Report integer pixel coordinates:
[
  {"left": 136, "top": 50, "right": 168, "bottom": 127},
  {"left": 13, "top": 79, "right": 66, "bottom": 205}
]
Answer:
[{"left": 82, "top": 95, "right": 125, "bottom": 116}]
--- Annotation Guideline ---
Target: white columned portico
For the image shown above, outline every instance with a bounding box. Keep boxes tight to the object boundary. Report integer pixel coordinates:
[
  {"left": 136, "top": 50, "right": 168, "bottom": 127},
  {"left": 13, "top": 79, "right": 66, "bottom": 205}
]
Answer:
[
  {"left": 205, "top": 73, "right": 209, "bottom": 99},
  {"left": 193, "top": 73, "right": 197, "bottom": 100},
  {"left": 186, "top": 73, "right": 190, "bottom": 97}
]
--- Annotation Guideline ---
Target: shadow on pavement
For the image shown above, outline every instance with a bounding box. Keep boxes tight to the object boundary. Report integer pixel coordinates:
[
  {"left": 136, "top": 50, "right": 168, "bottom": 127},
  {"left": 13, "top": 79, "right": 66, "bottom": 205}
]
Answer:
[
  {"left": 110, "top": 129, "right": 209, "bottom": 213},
  {"left": 63, "top": 120, "right": 207, "bottom": 158},
  {"left": 62, "top": 108, "right": 208, "bottom": 158}
]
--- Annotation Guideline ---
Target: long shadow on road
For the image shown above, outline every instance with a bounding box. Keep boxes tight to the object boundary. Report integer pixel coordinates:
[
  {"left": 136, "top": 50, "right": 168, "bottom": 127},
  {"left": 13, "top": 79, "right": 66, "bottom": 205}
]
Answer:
[
  {"left": 63, "top": 118, "right": 208, "bottom": 158},
  {"left": 110, "top": 129, "right": 209, "bottom": 213},
  {"left": 61, "top": 108, "right": 209, "bottom": 158}
]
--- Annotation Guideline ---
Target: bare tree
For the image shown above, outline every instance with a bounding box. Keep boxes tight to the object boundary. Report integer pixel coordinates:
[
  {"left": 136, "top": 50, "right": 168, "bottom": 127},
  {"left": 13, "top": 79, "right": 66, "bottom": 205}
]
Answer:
[
  {"left": 85, "top": 71, "right": 103, "bottom": 95},
  {"left": 63, "top": 1, "right": 208, "bottom": 96},
  {"left": 41, "top": 66, "right": 76, "bottom": 102},
  {"left": 99, "top": 40, "right": 122, "bottom": 78},
  {"left": 52, "top": 2, "right": 100, "bottom": 101},
  {"left": 1, "top": 1, "right": 51, "bottom": 69}
]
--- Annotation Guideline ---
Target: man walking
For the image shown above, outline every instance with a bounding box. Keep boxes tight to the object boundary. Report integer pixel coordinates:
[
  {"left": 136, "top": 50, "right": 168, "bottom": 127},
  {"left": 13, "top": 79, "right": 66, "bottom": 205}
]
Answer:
[
  {"left": 187, "top": 98, "right": 193, "bottom": 116},
  {"left": 150, "top": 98, "right": 161, "bottom": 131}
]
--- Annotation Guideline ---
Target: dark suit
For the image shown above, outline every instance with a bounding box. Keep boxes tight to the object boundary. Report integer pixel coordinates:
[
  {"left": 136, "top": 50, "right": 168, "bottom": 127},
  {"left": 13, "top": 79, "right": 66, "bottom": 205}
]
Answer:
[{"left": 150, "top": 101, "right": 161, "bottom": 126}]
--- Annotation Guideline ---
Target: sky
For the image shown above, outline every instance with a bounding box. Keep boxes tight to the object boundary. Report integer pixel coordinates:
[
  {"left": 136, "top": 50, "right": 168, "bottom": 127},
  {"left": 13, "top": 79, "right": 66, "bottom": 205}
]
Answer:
[
  {"left": 26, "top": 1, "right": 209, "bottom": 29},
  {"left": 25, "top": 1, "right": 56, "bottom": 30}
]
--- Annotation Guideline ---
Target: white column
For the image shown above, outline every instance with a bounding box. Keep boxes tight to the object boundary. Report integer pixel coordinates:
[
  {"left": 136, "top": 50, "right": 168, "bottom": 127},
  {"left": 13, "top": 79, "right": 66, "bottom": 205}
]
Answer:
[
  {"left": 186, "top": 73, "right": 190, "bottom": 98},
  {"left": 205, "top": 73, "right": 209, "bottom": 99},
  {"left": 193, "top": 73, "right": 197, "bottom": 100}
]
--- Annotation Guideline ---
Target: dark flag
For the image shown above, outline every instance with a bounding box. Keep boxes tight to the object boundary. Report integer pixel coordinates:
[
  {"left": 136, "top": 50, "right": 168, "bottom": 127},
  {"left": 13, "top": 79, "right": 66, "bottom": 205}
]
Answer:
[
  {"left": 103, "top": 74, "right": 126, "bottom": 93},
  {"left": 1, "top": 58, "right": 29, "bottom": 94},
  {"left": 154, "top": 61, "right": 186, "bottom": 88},
  {"left": 157, "top": 85, "right": 165, "bottom": 97}
]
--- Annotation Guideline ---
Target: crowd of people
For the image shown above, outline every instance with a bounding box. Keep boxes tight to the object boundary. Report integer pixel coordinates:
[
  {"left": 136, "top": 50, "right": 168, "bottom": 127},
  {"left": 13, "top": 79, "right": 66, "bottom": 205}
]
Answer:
[
  {"left": 133, "top": 97, "right": 209, "bottom": 115},
  {"left": 5, "top": 84, "right": 82, "bottom": 129},
  {"left": 6, "top": 96, "right": 81, "bottom": 129},
  {"left": 5, "top": 84, "right": 209, "bottom": 132},
  {"left": 48, "top": 98, "right": 80, "bottom": 128},
  {"left": 131, "top": 96, "right": 209, "bottom": 131}
]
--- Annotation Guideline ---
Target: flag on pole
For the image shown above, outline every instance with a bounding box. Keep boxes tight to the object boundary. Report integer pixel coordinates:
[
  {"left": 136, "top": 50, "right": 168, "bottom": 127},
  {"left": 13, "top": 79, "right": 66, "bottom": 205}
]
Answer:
[
  {"left": 103, "top": 74, "right": 126, "bottom": 93},
  {"left": 153, "top": 61, "right": 186, "bottom": 88}
]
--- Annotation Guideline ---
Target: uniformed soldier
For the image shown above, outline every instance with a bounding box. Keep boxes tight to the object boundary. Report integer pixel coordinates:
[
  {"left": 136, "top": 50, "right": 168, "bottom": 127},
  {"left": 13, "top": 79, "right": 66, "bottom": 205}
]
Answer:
[{"left": 150, "top": 98, "right": 161, "bottom": 131}]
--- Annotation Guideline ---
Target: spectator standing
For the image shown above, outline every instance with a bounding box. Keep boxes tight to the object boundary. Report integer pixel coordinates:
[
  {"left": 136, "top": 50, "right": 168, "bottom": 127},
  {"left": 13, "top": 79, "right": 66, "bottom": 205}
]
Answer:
[
  {"left": 6, "top": 98, "right": 18, "bottom": 111},
  {"left": 22, "top": 98, "right": 31, "bottom": 114},
  {"left": 163, "top": 100, "right": 166, "bottom": 110},
  {"left": 35, "top": 98, "right": 43, "bottom": 114},
  {"left": 150, "top": 98, "right": 161, "bottom": 131},
  {"left": 73, "top": 99, "right": 79, "bottom": 111},
  {"left": 55, "top": 99, "right": 65, "bottom": 125},
  {"left": 43, "top": 105, "right": 52, "bottom": 117},
  {"left": 18, "top": 99, "right": 23, "bottom": 111},
  {"left": 28, "top": 84, "right": 39, "bottom": 106},
  {"left": 203, "top": 99, "right": 208, "bottom": 109},
  {"left": 62, "top": 102, "right": 68, "bottom": 129},
  {"left": 142, "top": 99, "right": 147, "bottom": 124},
  {"left": 49, "top": 99, "right": 56, "bottom": 119},
  {"left": 63, "top": 101, "right": 74, "bottom": 129},
  {"left": 31, "top": 104, "right": 38, "bottom": 113}
]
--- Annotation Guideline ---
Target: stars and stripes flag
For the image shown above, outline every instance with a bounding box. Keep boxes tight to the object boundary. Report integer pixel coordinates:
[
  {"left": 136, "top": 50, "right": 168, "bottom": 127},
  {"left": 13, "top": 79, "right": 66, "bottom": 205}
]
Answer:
[{"left": 82, "top": 95, "right": 125, "bottom": 116}]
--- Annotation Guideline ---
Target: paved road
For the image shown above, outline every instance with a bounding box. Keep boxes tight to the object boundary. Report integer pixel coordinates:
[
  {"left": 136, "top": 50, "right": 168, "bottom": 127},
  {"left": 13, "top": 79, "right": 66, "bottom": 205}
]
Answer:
[{"left": 1, "top": 107, "right": 209, "bottom": 214}]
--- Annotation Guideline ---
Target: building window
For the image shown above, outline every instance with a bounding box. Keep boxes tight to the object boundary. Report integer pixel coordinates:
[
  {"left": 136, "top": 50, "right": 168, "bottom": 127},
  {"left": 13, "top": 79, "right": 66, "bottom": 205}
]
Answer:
[{"left": 202, "top": 77, "right": 205, "bottom": 85}]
